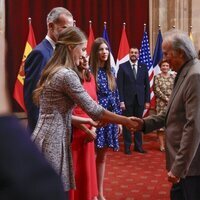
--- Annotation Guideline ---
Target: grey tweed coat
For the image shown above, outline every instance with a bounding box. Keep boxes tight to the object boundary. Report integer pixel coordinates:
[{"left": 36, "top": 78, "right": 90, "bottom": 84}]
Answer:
[{"left": 32, "top": 67, "right": 104, "bottom": 191}]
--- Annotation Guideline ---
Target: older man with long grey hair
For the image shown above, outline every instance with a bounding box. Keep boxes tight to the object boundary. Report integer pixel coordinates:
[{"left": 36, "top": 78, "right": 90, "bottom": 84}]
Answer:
[{"left": 132, "top": 29, "right": 200, "bottom": 200}]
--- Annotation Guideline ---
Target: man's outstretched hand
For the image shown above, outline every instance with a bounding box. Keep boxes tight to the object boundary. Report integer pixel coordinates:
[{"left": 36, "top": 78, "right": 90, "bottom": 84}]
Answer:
[{"left": 129, "top": 117, "right": 144, "bottom": 132}]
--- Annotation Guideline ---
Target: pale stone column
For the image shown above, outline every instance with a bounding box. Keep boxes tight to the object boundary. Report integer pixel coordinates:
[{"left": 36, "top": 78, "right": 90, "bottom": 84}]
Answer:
[
  {"left": 0, "top": 0, "right": 5, "bottom": 34},
  {"left": 149, "top": 0, "right": 200, "bottom": 54},
  {"left": 0, "top": 0, "right": 10, "bottom": 113},
  {"left": 191, "top": 0, "right": 200, "bottom": 51},
  {"left": 149, "top": 0, "right": 168, "bottom": 54}
]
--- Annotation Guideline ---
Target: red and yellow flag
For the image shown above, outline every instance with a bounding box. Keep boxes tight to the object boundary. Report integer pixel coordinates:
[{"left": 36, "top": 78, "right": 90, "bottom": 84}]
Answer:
[{"left": 13, "top": 19, "right": 36, "bottom": 111}]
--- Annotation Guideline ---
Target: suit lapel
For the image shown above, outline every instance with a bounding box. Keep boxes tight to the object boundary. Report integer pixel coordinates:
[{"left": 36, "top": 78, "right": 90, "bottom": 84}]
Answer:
[
  {"left": 137, "top": 63, "right": 143, "bottom": 80},
  {"left": 165, "top": 60, "right": 193, "bottom": 121}
]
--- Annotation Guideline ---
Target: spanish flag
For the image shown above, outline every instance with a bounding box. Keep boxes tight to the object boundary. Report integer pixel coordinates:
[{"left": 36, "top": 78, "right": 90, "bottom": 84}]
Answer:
[{"left": 13, "top": 18, "right": 36, "bottom": 111}]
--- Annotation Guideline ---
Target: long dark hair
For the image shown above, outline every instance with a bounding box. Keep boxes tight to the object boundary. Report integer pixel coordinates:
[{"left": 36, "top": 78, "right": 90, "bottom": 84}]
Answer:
[{"left": 89, "top": 37, "right": 116, "bottom": 91}]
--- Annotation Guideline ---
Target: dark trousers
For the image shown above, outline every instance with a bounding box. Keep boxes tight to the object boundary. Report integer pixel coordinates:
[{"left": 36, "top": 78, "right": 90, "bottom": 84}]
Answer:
[
  {"left": 170, "top": 176, "right": 200, "bottom": 200},
  {"left": 123, "top": 95, "right": 144, "bottom": 150}
]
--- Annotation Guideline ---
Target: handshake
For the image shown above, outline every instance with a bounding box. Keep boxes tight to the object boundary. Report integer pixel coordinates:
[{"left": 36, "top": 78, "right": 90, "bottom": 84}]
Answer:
[
  {"left": 87, "top": 115, "right": 144, "bottom": 133},
  {"left": 95, "top": 116, "right": 144, "bottom": 132},
  {"left": 126, "top": 117, "right": 144, "bottom": 132}
]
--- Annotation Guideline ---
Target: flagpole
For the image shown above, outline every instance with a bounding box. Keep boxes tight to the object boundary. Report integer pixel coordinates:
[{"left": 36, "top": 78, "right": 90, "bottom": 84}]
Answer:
[
  {"left": 189, "top": 25, "right": 194, "bottom": 42},
  {"left": 189, "top": 25, "right": 192, "bottom": 34},
  {"left": 104, "top": 21, "right": 107, "bottom": 29},
  {"left": 144, "top": 24, "right": 146, "bottom": 32},
  {"left": 28, "top": 17, "right": 31, "bottom": 25},
  {"left": 123, "top": 22, "right": 126, "bottom": 29},
  {"left": 89, "top": 20, "right": 92, "bottom": 28}
]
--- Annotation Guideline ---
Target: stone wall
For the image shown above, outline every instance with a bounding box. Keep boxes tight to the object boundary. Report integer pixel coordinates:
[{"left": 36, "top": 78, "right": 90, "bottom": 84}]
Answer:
[
  {"left": 0, "top": 0, "right": 4, "bottom": 34},
  {"left": 149, "top": 0, "right": 200, "bottom": 54}
]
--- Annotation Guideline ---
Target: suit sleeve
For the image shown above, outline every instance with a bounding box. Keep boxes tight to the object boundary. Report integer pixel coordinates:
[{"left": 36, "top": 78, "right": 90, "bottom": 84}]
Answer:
[
  {"left": 143, "top": 110, "right": 166, "bottom": 133},
  {"left": 116, "top": 65, "right": 124, "bottom": 102},
  {"left": 0, "top": 115, "right": 65, "bottom": 200},
  {"left": 171, "top": 74, "right": 200, "bottom": 177},
  {"left": 24, "top": 50, "right": 48, "bottom": 131}
]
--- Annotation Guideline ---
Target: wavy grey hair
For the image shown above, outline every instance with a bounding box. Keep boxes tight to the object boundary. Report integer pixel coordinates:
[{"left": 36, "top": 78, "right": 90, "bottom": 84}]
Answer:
[
  {"left": 47, "top": 7, "right": 72, "bottom": 24},
  {"left": 163, "top": 29, "right": 197, "bottom": 60}
]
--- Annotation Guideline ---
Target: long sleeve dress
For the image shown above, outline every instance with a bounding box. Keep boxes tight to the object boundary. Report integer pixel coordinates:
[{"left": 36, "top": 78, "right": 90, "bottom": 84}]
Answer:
[
  {"left": 95, "top": 67, "right": 121, "bottom": 151},
  {"left": 70, "top": 74, "right": 98, "bottom": 200},
  {"left": 32, "top": 67, "right": 104, "bottom": 191},
  {"left": 153, "top": 73, "right": 175, "bottom": 114}
]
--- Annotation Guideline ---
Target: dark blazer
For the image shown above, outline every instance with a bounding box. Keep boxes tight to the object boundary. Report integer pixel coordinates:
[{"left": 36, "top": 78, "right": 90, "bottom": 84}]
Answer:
[
  {"left": 0, "top": 115, "right": 65, "bottom": 200},
  {"left": 117, "top": 60, "right": 150, "bottom": 106},
  {"left": 144, "top": 58, "right": 200, "bottom": 178},
  {"left": 24, "top": 39, "right": 53, "bottom": 132}
]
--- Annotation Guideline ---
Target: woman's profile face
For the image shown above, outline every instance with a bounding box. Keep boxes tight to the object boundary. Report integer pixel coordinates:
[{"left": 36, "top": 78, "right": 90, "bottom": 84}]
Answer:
[
  {"left": 72, "top": 42, "right": 87, "bottom": 66},
  {"left": 78, "top": 55, "right": 89, "bottom": 70},
  {"left": 160, "top": 62, "right": 170, "bottom": 73}
]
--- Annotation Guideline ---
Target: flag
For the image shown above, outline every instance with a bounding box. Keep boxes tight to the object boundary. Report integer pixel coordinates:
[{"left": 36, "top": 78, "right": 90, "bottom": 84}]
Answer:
[
  {"left": 13, "top": 19, "right": 36, "bottom": 111},
  {"left": 139, "top": 29, "right": 154, "bottom": 116},
  {"left": 86, "top": 21, "right": 94, "bottom": 55},
  {"left": 102, "top": 22, "right": 116, "bottom": 72},
  {"left": 116, "top": 23, "right": 130, "bottom": 74},
  {"left": 152, "top": 29, "right": 163, "bottom": 75}
]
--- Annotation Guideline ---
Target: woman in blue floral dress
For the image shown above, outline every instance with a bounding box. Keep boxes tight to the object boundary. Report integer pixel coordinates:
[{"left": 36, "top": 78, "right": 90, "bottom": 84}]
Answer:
[{"left": 90, "top": 37, "right": 122, "bottom": 200}]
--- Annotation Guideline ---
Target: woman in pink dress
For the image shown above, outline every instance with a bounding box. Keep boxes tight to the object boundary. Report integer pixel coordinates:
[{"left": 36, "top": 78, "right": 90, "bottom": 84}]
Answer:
[{"left": 69, "top": 56, "right": 98, "bottom": 200}]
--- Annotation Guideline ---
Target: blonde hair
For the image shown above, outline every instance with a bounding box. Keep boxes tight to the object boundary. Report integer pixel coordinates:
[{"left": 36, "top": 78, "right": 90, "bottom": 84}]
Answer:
[
  {"left": 89, "top": 37, "right": 116, "bottom": 91},
  {"left": 33, "top": 26, "right": 87, "bottom": 105}
]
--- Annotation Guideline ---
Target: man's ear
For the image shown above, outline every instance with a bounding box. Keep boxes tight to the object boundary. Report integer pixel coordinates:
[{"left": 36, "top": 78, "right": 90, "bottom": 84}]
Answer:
[
  {"left": 48, "top": 22, "right": 54, "bottom": 30},
  {"left": 68, "top": 45, "right": 74, "bottom": 51}
]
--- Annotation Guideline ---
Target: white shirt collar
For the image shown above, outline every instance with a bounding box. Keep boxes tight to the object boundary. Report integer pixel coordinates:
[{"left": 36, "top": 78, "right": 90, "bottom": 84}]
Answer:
[
  {"left": 45, "top": 35, "right": 56, "bottom": 50},
  {"left": 129, "top": 60, "right": 138, "bottom": 73},
  {"left": 129, "top": 60, "right": 138, "bottom": 66}
]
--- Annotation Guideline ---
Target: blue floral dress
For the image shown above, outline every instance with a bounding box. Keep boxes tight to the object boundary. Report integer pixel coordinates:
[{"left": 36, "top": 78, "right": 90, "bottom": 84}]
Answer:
[{"left": 95, "top": 67, "right": 122, "bottom": 151}]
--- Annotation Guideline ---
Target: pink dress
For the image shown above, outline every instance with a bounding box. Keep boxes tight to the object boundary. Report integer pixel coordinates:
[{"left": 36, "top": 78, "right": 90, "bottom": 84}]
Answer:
[{"left": 69, "top": 74, "right": 98, "bottom": 200}]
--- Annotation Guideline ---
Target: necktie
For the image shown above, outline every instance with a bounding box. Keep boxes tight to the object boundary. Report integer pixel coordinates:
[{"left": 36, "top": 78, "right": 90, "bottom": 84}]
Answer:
[{"left": 132, "top": 64, "right": 136, "bottom": 79}]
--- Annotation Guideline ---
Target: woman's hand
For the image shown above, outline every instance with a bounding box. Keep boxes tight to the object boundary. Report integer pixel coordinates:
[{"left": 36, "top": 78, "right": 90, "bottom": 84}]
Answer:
[
  {"left": 118, "top": 124, "right": 123, "bottom": 137},
  {"left": 85, "top": 127, "right": 97, "bottom": 143},
  {"left": 88, "top": 118, "right": 99, "bottom": 127}
]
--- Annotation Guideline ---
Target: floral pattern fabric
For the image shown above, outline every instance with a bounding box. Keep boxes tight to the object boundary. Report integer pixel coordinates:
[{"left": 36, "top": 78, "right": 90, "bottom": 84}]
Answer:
[{"left": 95, "top": 67, "right": 121, "bottom": 151}]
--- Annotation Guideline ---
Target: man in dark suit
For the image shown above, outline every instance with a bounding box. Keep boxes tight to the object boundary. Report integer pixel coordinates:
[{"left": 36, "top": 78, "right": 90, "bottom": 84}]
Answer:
[
  {"left": 0, "top": 33, "right": 66, "bottom": 200},
  {"left": 133, "top": 29, "right": 200, "bottom": 200},
  {"left": 24, "top": 7, "right": 73, "bottom": 133},
  {"left": 117, "top": 47, "right": 150, "bottom": 154}
]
